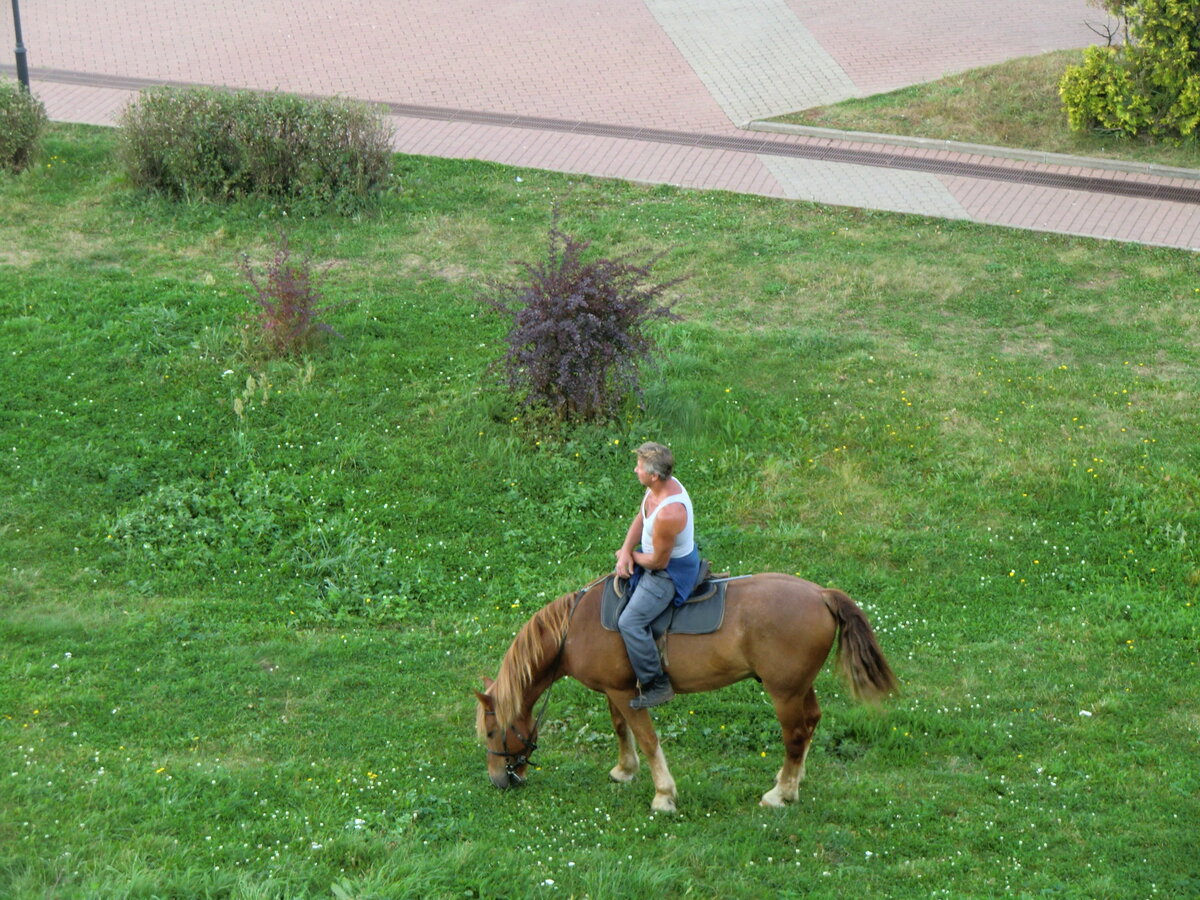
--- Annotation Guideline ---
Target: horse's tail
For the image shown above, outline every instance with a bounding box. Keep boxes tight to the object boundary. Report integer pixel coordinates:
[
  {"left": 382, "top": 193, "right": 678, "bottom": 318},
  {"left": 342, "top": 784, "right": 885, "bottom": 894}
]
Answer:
[{"left": 822, "top": 589, "right": 898, "bottom": 705}]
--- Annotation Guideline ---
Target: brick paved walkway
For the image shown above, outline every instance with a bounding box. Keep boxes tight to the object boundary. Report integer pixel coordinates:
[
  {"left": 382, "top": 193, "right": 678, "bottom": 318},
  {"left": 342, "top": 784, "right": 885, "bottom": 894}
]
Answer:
[{"left": 4, "top": 0, "right": 1197, "bottom": 249}]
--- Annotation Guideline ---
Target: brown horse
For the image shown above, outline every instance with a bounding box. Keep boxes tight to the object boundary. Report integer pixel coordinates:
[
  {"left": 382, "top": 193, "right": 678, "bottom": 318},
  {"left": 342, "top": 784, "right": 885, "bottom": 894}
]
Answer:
[{"left": 475, "top": 573, "right": 897, "bottom": 811}]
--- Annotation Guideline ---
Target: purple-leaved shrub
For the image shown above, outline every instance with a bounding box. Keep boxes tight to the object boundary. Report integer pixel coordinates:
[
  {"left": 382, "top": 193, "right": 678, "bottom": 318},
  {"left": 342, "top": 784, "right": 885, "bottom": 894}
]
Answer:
[{"left": 482, "top": 222, "right": 683, "bottom": 423}]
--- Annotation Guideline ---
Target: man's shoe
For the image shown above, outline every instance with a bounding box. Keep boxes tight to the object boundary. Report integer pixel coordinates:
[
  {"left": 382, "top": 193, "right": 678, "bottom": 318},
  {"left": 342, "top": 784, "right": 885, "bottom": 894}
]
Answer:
[{"left": 630, "top": 675, "right": 675, "bottom": 709}]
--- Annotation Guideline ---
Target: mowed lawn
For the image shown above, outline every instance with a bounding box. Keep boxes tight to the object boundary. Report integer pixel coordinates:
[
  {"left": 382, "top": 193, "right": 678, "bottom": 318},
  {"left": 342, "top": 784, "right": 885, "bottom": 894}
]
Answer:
[
  {"left": 1, "top": 124, "right": 1198, "bottom": 899},
  {"left": 770, "top": 49, "right": 1200, "bottom": 171}
]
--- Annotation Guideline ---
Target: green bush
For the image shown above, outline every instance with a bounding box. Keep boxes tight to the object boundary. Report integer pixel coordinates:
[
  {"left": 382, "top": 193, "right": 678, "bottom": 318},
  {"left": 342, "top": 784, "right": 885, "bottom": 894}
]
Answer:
[
  {"left": 117, "top": 87, "right": 394, "bottom": 212},
  {"left": 1059, "top": 45, "right": 1153, "bottom": 135},
  {"left": 1060, "top": 0, "right": 1200, "bottom": 139},
  {"left": 0, "top": 79, "right": 48, "bottom": 173}
]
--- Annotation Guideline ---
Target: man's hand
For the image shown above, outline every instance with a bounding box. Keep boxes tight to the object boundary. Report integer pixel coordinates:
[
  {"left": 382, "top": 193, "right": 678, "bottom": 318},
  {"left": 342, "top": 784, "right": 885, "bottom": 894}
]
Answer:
[{"left": 615, "top": 548, "right": 635, "bottom": 578}]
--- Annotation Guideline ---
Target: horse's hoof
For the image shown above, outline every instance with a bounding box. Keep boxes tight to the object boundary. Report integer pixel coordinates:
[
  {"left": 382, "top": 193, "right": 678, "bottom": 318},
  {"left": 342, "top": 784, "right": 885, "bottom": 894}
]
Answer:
[
  {"left": 651, "top": 794, "right": 678, "bottom": 813},
  {"left": 609, "top": 766, "right": 636, "bottom": 783},
  {"left": 759, "top": 789, "right": 789, "bottom": 808}
]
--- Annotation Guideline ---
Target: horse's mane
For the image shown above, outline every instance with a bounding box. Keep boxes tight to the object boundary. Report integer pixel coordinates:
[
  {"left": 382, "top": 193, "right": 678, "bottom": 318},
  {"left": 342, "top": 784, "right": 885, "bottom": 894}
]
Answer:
[{"left": 477, "top": 593, "right": 573, "bottom": 736}]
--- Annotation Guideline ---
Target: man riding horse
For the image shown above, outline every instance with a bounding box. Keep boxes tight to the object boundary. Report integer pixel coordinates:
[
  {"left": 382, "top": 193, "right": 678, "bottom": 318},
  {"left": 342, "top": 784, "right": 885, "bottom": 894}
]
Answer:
[
  {"left": 477, "top": 442, "right": 897, "bottom": 808},
  {"left": 614, "top": 442, "right": 701, "bottom": 709}
]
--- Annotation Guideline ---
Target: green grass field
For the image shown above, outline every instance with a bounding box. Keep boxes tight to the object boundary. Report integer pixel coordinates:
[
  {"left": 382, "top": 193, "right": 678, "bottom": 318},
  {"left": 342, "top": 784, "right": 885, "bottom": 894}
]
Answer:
[
  {"left": 769, "top": 50, "right": 1200, "bottom": 171},
  {"left": 2, "top": 124, "right": 1198, "bottom": 898}
]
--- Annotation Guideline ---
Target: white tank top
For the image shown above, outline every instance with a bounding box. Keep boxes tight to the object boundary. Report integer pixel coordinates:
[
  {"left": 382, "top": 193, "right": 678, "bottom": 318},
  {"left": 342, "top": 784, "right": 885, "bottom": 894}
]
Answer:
[{"left": 640, "top": 479, "right": 695, "bottom": 559}]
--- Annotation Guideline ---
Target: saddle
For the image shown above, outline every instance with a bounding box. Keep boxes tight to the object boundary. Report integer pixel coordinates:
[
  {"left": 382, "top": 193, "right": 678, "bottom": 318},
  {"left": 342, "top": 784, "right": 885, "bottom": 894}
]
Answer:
[{"left": 599, "top": 560, "right": 730, "bottom": 636}]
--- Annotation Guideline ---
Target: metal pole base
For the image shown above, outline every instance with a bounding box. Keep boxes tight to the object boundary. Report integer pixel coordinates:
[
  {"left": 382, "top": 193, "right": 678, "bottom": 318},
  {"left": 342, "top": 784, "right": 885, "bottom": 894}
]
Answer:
[
  {"left": 11, "top": 0, "right": 30, "bottom": 90},
  {"left": 14, "top": 48, "right": 29, "bottom": 90}
]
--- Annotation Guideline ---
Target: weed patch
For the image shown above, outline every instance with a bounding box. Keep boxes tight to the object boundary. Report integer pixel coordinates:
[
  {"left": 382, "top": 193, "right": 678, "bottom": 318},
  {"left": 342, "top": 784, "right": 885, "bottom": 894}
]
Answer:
[{"left": 239, "top": 233, "right": 355, "bottom": 358}]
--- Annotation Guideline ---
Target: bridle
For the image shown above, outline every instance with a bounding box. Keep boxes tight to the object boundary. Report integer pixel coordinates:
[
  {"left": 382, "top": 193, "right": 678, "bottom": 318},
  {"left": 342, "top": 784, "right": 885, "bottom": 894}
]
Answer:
[
  {"left": 486, "top": 715, "right": 540, "bottom": 780},
  {"left": 485, "top": 586, "right": 590, "bottom": 779}
]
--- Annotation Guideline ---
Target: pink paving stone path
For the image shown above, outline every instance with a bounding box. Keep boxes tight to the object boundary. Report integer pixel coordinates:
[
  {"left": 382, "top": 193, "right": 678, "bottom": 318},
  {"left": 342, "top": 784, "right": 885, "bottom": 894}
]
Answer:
[
  {"left": 6, "top": 0, "right": 732, "bottom": 129},
  {"left": 4, "top": 0, "right": 1199, "bottom": 249},
  {"left": 795, "top": 0, "right": 1109, "bottom": 97}
]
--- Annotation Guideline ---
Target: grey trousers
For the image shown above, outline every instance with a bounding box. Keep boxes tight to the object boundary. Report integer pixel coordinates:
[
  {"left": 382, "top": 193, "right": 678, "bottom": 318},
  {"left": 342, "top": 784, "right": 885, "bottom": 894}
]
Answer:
[{"left": 617, "top": 569, "right": 675, "bottom": 685}]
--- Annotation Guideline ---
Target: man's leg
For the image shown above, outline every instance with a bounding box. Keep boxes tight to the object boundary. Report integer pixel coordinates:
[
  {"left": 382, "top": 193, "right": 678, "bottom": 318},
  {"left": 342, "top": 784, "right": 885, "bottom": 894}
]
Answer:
[{"left": 617, "top": 571, "right": 676, "bottom": 708}]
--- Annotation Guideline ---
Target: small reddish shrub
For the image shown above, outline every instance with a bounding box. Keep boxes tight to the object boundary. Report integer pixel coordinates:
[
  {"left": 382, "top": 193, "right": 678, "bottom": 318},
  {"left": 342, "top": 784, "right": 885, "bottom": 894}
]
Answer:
[{"left": 240, "top": 234, "right": 353, "bottom": 358}]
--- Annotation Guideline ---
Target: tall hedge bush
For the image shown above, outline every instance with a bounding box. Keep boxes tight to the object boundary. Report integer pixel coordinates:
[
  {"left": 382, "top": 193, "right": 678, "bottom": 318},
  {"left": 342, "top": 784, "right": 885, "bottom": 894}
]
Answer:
[
  {"left": 117, "top": 87, "right": 394, "bottom": 212},
  {"left": 1060, "top": 0, "right": 1200, "bottom": 139},
  {"left": 0, "top": 79, "right": 48, "bottom": 174}
]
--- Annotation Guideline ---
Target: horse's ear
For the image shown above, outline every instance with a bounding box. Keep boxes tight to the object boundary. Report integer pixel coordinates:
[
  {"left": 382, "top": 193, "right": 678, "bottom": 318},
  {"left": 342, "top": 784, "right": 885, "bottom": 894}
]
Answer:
[
  {"left": 482, "top": 676, "right": 495, "bottom": 690},
  {"left": 474, "top": 690, "right": 494, "bottom": 709}
]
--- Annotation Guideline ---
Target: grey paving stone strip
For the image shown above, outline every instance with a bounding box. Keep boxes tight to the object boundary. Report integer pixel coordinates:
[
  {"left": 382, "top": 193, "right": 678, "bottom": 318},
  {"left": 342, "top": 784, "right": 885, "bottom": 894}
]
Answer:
[
  {"left": 758, "top": 155, "right": 970, "bottom": 219},
  {"left": 643, "top": 0, "right": 859, "bottom": 125}
]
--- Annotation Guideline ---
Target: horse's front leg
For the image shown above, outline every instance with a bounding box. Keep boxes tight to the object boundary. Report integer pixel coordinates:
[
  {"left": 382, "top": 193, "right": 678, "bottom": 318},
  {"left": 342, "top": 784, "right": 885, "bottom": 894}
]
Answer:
[
  {"left": 610, "top": 695, "right": 678, "bottom": 812},
  {"left": 606, "top": 696, "right": 639, "bottom": 783}
]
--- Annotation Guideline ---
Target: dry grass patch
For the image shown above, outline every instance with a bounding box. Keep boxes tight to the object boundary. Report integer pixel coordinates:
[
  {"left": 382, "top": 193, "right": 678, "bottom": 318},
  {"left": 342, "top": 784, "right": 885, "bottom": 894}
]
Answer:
[
  {"left": 396, "top": 253, "right": 472, "bottom": 282},
  {"left": 1077, "top": 271, "right": 1126, "bottom": 292},
  {"left": 397, "top": 214, "right": 539, "bottom": 284},
  {"left": 0, "top": 247, "right": 39, "bottom": 267}
]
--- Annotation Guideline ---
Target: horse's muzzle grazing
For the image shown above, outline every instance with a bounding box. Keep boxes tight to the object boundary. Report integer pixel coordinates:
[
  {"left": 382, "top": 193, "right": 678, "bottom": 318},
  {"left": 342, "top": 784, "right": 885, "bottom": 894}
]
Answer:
[{"left": 490, "top": 769, "right": 526, "bottom": 789}]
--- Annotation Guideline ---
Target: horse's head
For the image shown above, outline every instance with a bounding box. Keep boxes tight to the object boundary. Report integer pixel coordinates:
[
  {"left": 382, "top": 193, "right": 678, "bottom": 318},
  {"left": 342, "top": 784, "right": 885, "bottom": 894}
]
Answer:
[{"left": 475, "top": 677, "right": 536, "bottom": 789}]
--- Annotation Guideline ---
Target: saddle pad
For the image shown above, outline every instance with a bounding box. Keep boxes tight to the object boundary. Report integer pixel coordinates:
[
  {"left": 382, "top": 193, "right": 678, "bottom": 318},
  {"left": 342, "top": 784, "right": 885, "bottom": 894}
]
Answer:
[{"left": 600, "top": 574, "right": 727, "bottom": 636}]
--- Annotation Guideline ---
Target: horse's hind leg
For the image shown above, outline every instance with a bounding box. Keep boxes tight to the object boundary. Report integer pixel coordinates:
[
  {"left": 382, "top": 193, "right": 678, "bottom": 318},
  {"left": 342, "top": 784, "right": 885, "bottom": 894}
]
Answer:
[
  {"left": 761, "top": 687, "right": 822, "bottom": 808},
  {"left": 606, "top": 696, "right": 639, "bottom": 783}
]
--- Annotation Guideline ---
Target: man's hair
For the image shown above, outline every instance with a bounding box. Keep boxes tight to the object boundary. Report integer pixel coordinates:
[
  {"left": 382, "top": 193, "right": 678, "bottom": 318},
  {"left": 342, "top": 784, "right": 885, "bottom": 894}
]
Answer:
[{"left": 636, "top": 442, "right": 675, "bottom": 479}]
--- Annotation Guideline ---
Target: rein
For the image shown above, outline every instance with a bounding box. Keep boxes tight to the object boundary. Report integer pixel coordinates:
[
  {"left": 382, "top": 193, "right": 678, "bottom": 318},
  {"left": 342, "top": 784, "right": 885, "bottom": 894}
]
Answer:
[{"left": 488, "top": 586, "right": 589, "bottom": 776}]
